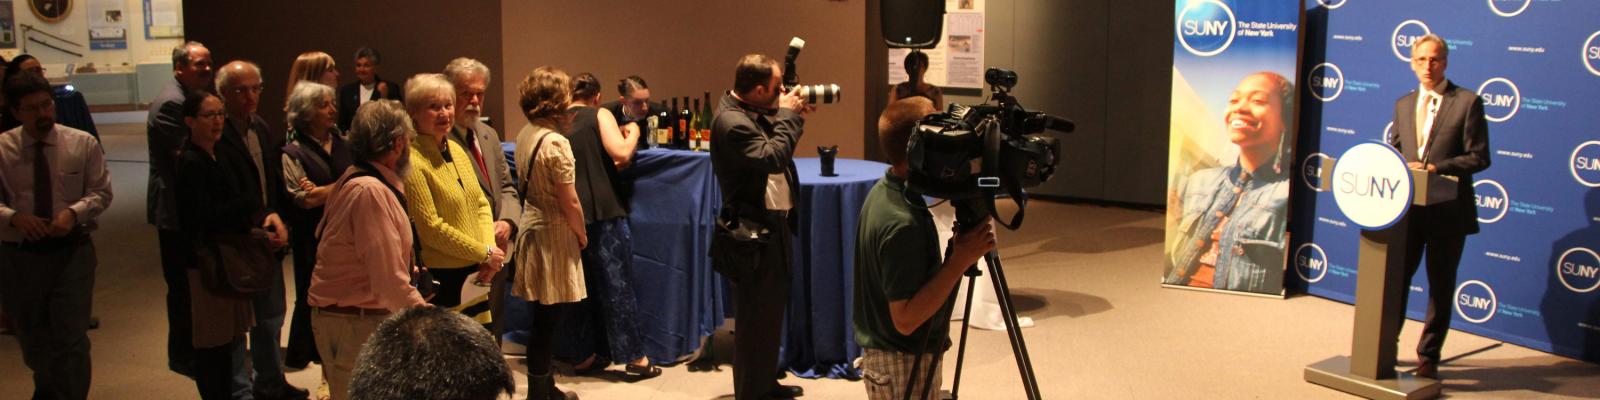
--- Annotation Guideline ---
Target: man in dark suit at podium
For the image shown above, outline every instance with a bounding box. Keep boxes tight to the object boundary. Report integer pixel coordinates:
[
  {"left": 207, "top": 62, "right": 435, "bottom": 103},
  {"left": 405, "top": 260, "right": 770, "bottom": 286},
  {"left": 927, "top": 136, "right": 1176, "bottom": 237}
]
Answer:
[{"left": 1386, "top": 33, "right": 1491, "bottom": 379}]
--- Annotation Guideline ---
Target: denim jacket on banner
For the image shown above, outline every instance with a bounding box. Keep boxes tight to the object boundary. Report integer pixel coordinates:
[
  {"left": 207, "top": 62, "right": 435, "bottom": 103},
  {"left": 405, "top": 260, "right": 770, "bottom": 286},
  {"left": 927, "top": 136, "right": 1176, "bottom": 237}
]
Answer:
[{"left": 1165, "top": 161, "right": 1290, "bottom": 293}]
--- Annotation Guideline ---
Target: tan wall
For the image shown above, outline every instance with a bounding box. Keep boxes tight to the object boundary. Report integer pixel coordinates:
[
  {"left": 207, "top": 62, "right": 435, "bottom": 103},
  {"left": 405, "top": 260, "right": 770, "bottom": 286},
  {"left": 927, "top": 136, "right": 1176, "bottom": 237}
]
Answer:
[
  {"left": 183, "top": 1, "right": 504, "bottom": 137},
  {"left": 499, "top": 0, "right": 871, "bottom": 158}
]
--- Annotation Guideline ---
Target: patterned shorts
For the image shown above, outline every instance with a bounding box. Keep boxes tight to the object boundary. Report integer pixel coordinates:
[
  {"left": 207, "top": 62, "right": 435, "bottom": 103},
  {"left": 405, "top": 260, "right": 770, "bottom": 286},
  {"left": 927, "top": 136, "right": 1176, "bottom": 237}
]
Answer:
[{"left": 861, "top": 348, "right": 945, "bottom": 400}]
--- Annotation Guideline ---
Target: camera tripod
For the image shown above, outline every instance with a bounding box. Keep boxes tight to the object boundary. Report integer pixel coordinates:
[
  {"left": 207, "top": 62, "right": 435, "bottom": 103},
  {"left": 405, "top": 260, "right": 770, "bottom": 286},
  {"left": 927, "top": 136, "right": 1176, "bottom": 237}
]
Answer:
[{"left": 906, "top": 199, "right": 1042, "bottom": 400}]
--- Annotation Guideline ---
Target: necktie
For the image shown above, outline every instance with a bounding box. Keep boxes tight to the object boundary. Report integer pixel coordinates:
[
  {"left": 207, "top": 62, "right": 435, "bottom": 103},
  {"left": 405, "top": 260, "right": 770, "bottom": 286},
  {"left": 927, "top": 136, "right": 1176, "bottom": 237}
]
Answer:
[
  {"left": 465, "top": 131, "right": 490, "bottom": 187},
  {"left": 1414, "top": 94, "right": 1434, "bottom": 159},
  {"left": 33, "top": 142, "right": 51, "bottom": 218},
  {"left": 1418, "top": 95, "right": 1440, "bottom": 160}
]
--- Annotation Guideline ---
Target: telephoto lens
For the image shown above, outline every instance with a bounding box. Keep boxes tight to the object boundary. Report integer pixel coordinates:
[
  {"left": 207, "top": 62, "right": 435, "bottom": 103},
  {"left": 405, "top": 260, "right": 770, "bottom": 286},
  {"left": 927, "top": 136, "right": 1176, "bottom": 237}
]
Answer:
[{"left": 794, "top": 84, "right": 842, "bottom": 104}]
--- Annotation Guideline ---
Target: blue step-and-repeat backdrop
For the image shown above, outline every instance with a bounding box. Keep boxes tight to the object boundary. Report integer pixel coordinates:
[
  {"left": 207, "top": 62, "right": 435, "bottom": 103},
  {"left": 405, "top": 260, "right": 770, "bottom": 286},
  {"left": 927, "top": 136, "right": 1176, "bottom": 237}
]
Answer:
[{"left": 1292, "top": 0, "right": 1600, "bottom": 362}]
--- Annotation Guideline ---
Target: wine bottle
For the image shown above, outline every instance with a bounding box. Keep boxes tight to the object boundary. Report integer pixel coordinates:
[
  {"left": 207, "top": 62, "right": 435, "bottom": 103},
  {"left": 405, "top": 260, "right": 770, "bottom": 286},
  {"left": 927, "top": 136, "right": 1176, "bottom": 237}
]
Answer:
[
  {"left": 678, "top": 96, "right": 692, "bottom": 149},
  {"left": 655, "top": 106, "right": 671, "bottom": 149},
  {"left": 701, "top": 91, "right": 714, "bottom": 151},
  {"left": 690, "top": 98, "right": 703, "bottom": 151},
  {"left": 668, "top": 97, "right": 680, "bottom": 149}
]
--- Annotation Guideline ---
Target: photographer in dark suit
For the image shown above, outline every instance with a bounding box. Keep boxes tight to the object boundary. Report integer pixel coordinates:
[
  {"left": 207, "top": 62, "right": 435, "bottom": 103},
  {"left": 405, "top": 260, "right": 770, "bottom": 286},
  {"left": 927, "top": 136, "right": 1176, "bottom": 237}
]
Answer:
[
  {"left": 1385, "top": 33, "right": 1491, "bottom": 379},
  {"left": 337, "top": 47, "right": 402, "bottom": 131},
  {"left": 708, "top": 53, "right": 813, "bottom": 399}
]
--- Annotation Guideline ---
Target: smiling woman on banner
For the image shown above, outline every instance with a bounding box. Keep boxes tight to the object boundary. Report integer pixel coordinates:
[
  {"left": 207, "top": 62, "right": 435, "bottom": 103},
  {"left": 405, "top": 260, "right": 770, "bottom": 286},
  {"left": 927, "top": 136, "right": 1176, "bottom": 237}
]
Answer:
[{"left": 1164, "top": 72, "right": 1295, "bottom": 294}]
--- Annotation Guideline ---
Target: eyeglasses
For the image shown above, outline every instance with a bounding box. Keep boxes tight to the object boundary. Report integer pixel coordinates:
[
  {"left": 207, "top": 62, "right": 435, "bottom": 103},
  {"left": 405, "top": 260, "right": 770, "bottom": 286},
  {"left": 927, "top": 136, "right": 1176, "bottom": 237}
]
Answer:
[
  {"left": 197, "top": 111, "right": 226, "bottom": 120},
  {"left": 226, "top": 85, "right": 265, "bottom": 95}
]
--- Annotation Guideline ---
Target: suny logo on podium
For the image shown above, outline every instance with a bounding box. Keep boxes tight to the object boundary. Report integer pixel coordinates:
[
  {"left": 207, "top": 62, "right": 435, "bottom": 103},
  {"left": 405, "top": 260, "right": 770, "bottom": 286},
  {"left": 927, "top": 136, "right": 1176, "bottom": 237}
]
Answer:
[
  {"left": 1477, "top": 78, "right": 1522, "bottom": 122},
  {"left": 1454, "top": 280, "right": 1497, "bottom": 324},
  {"left": 1572, "top": 140, "right": 1600, "bottom": 187},
  {"left": 1473, "top": 179, "right": 1509, "bottom": 223},
  {"left": 1316, "top": 0, "right": 1347, "bottom": 9},
  {"left": 1556, "top": 247, "right": 1600, "bottom": 294},
  {"left": 1488, "top": 0, "right": 1533, "bottom": 17},
  {"left": 1332, "top": 143, "right": 1412, "bottom": 229},
  {"left": 1177, "top": 0, "right": 1236, "bottom": 57},
  {"left": 1295, "top": 243, "right": 1329, "bottom": 283},
  {"left": 1308, "top": 63, "right": 1345, "bottom": 102},
  {"left": 1392, "top": 20, "right": 1432, "bottom": 62}
]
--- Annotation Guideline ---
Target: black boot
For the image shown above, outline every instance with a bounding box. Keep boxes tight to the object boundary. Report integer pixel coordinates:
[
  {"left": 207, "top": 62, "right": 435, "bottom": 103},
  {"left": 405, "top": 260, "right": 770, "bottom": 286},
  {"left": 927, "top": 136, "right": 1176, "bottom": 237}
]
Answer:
[{"left": 529, "top": 373, "right": 578, "bottom": 400}]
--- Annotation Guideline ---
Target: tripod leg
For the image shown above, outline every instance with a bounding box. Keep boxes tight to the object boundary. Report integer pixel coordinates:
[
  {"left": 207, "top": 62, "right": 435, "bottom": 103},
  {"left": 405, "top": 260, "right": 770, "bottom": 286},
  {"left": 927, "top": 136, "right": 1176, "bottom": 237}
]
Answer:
[
  {"left": 949, "top": 273, "right": 980, "bottom": 399},
  {"left": 985, "top": 251, "right": 1042, "bottom": 400}
]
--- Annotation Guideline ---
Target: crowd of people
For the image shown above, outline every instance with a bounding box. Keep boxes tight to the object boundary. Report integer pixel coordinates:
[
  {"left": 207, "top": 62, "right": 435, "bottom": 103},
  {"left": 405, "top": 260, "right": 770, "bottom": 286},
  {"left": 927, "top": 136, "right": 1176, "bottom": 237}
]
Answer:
[{"left": 0, "top": 35, "right": 997, "bottom": 400}]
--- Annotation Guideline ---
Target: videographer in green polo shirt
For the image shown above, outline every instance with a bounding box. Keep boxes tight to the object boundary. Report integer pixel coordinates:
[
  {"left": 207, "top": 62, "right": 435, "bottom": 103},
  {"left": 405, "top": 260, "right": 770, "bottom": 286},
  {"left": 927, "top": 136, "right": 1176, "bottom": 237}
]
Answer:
[{"left": 853, "top": 97, "right": 996, "bottom": 400}]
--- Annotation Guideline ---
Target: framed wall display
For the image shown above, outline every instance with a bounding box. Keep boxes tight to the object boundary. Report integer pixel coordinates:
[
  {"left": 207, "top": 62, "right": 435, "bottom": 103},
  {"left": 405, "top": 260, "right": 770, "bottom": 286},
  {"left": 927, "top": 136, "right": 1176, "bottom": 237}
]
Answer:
[
  {"left": 30, "top": 0, "right": 73, "bottom": 23},
  {"left": 0, "top": 1, "right": 16, "bottom": 48}
]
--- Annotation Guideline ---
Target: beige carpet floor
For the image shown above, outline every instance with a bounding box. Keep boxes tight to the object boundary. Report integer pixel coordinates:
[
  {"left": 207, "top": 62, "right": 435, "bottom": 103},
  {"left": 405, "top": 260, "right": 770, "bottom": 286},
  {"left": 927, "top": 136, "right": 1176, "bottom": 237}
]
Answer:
[{"left": 1, "top": 124, "right": 1595, "bottom": 399}]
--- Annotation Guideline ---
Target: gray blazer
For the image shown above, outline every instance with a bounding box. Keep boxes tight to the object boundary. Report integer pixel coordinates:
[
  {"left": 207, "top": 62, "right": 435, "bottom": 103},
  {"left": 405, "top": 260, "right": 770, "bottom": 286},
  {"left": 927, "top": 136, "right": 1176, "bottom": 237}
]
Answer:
[
  {"left": 145, "top": 79, "right": 188, "bottom": 230},
  {"left": 1389, "top": 79, "right": 1492, "bottom": 235},
  {"left": 450, "top": 120, "right": 520, "bottom": 225}
]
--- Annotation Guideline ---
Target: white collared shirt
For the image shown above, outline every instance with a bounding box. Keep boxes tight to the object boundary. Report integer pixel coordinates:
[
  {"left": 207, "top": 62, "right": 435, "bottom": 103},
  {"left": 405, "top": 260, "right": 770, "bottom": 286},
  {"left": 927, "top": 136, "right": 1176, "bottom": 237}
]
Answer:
[
  {"left": 0, "top": 125, "right": 114, "bottom": 241},
  {"left": 359, "top": 82, "right": 376, "bottom": 105},
  {"left": 1413, "top": 79, "right": 1448, "bottom": 160},
  {"left": 765, "top": 173, "right": 792, "bottom": 211}
]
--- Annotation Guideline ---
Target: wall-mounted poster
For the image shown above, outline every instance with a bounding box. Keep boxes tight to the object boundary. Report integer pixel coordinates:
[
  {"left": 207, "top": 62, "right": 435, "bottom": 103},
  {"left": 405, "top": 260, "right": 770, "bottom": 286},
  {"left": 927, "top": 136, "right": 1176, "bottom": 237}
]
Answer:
[
  {"left": 887, "top": 0, "right": 985, "bottom": 90},
  {"left": 29, "top": 0, "right": 71, "bottom": 23},
  {"left": 0, "top": 1, "right": 16, "bottom": 49},
  {"left": 1163, "top": 0, "right": 1305, "bottom": 297},
  {"left": 142, "top": 0, "right": 181, "bottom": 39},
  {"left": 87, "top": 0, "right": 126, "bottom": 50}
]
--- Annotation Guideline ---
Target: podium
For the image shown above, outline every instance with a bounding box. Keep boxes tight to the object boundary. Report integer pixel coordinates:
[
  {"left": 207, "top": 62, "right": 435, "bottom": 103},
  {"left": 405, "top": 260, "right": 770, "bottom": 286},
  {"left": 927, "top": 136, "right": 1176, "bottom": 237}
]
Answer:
[{"left": 1306, "top": 145, "right": 1458, "bottom": 400}]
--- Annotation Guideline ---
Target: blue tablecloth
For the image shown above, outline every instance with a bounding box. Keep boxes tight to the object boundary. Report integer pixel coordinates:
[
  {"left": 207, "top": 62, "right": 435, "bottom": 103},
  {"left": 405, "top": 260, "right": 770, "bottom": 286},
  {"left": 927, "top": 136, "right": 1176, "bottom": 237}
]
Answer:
[
  {"left": 783, "top": 157, "right": 883, "bottom": 379},
  {"left": 619, "top": 149, "right": 728, "bottom": 365},
  {"left": 498, "top": 146, "right": 885, "bottom": 379},
  {"left": 499, "top": 147, "right": 727, "bottom": 364}
]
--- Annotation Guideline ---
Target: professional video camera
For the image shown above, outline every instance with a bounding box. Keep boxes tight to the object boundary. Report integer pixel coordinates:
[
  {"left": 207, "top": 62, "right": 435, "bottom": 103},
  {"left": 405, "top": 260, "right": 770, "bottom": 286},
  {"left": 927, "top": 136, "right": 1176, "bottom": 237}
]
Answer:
[
  {"left": 906, "top": 67, "right": 1072, "bottom": 230},
  {"left": 783, "top": 37, "right": 844, "bottom": 104}
]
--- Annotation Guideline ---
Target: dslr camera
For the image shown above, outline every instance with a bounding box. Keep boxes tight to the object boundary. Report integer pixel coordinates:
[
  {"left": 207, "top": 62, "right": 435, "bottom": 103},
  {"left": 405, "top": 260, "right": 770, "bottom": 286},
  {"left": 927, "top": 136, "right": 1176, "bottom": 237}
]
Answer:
[{"left": 783, "top": 37, "right": 844, "bottom": 104}]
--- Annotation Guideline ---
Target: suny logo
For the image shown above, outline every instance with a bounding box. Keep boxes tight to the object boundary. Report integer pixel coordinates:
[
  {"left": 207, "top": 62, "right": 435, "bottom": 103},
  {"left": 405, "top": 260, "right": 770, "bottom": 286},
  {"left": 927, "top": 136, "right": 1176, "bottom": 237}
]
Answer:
[
  {"left": 1177, "top": 0, "right": 1236, "bottom": 57},
  {"left": 1307, "top": 63, "right": 1345, "bottom": 102},
  {"left": 1317, "top": 0, "right": 1347, "bottom": 9},
  {"left": 1570, "top": 140, "right": 1600, "bottom": 187},
  {"left": 1473, "top": 179, "right": 1509, "bottom": 223},
  {"left": 1332, "top": 143, "right": 1412, "bottom": 229},
  {"left": 1488, "top": 0, "right": 1532, "bottom": 17},
  {"left": 1454, "top": 280, "right": 1497, "bottom": 324},
  {"left": 1476, "top": 78, "right": 1521, "bottom": 123},
  {"left": 1585, "top": 31, "right": 1600, "bottom": 77},
  {"left": 1295, "top": 243, "right": 1329, "bottom": 283},
  {"left": 1556, "top": 247, "right": 1600, "bottom": 293},
  {"left": 1392, "top": 20, "right": 1432, "bottom": 62},
  {"left": 1302, "top": 153, "right": 1332, "bottom": 192}
]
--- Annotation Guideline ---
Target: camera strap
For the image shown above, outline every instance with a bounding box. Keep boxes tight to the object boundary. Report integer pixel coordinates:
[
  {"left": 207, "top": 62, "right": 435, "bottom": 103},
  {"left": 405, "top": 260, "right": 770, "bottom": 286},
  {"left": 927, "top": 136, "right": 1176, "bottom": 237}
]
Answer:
[
  {"left": 995, "top": 179, "right": 1029, "bottom": 230},
  {"left": 344, "top": 160, "right": 425, "bottom": 272}
]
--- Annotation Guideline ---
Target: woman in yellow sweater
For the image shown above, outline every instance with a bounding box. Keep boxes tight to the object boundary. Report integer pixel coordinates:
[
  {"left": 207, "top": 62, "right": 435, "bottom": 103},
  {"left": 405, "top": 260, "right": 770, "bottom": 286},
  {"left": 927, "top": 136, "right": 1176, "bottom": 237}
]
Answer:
[{"left": 401, "top": 73, "right": 504, "bottom": 307}]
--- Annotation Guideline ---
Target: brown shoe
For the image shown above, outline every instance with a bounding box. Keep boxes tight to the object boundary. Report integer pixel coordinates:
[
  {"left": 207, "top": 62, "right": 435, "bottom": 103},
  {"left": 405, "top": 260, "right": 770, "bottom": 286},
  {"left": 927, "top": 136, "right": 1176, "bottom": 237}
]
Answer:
[{"left": 1414, "top": 361, "right": 1439, "bottom": 379}]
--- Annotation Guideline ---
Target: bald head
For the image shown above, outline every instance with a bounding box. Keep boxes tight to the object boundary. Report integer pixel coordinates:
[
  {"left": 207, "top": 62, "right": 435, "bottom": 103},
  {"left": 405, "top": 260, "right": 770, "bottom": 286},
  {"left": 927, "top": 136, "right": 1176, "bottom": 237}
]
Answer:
[
  {"left": 878, "top": 97, "right": 937, "bottom": 172},
  {"left": 217, "top": 61, "right": 264, "bottom": 117}
]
